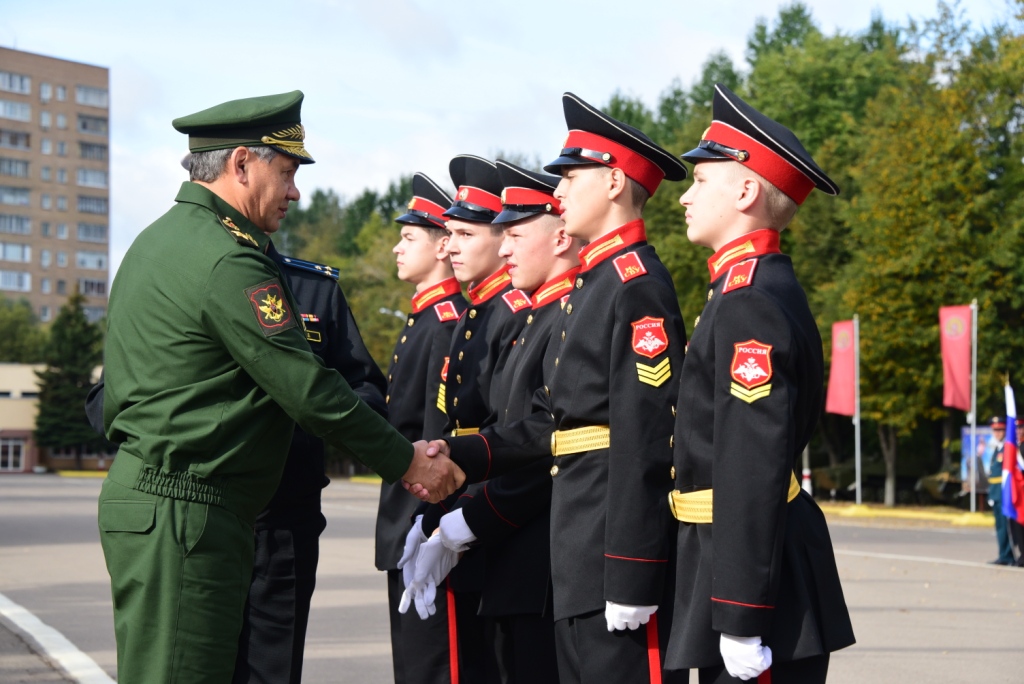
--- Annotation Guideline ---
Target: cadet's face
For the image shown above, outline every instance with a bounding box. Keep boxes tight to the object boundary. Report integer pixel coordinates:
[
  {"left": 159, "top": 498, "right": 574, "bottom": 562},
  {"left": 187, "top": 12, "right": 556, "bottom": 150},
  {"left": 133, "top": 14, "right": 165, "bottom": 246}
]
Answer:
[
  {"left": 554, "top": 166, "right": 608, "bottom": 240},
  {"left": 248, "top": 153, "right": 301, "bottom": 233},
  {"left": 444, "top": 219, "right": 505, "bottom": 285},
  {"left": 679, "top": 161, "right": 738, "bottom": 250},
  {"left": 393, "top": 226, "right": 444, "bottom": 283},
  {"left": 498, "top": 214, "right": 562, "bottom": 293}
]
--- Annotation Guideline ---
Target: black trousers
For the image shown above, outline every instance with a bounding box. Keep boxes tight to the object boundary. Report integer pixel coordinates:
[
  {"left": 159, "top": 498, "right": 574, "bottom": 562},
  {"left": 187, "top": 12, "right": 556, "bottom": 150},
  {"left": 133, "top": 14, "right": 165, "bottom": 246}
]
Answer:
[
  {"left": 233, "top": 512, "right": 326, "bottom": 684},
  {"left": 451, "top": 589, "right": 501, "bottom": 684},
  {"left": 697, "top": 653, "right": 830, "bottom": 684},
  {"left": 386, "top": 569, "right": 453, "bottom": 684},
  {"left": 490, "top": 612, "right": 559, "bottom": 684}
]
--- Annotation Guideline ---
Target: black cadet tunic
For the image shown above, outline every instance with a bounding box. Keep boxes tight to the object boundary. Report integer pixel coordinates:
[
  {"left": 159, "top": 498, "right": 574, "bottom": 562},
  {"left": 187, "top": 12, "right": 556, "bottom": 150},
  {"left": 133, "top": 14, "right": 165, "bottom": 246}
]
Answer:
[{"left": 665, "top": 229, "right": 855, "bottom": 670}]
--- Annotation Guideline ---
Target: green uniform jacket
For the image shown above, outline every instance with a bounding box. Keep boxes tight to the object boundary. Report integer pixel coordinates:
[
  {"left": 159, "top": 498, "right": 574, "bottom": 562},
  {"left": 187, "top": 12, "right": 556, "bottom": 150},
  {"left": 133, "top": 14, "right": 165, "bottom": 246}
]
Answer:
[{"left": 104, "top": 182, "right": 411, "bottom": 525}]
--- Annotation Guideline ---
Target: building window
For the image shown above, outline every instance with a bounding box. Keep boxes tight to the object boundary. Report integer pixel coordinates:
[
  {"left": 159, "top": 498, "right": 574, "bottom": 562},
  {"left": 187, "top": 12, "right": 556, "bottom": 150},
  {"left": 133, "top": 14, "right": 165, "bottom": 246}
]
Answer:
[
  {"left": 41, "top": 278, "right": 51, "bottom": 294},
  {"left": 40, "top": 166, "right": 51, "bottom": 181},
  {"left": 56, "top": 86, "right": 66, "bottom": 101},
  {"left": 77, "top": 196, "right": 107, "bottom": 214},
  {"left": 56, "top": 223, "right": 67, "bottom": 239},
  {"left": 77, "top": 222, "right": 107, "bottom": 242},
  {"left": 0, "top": 186, "right": 30, "bottom": 206},
  {"left": 76, "top": 168, "right": 107, "bottom": 188},
  {"left": 0, "top": 243, "right": 30, "bottom": 263},
  {"left": 76, "top": 251, "right": 107, "bottom": 270},
  {"left": 0, "top": 439, "right": 25, "bottom": 472},
  {"left": 56, "top": 141, "right": 66, "bottom": 157},
  {"left": 57, "top": 168, "right": 66, "bottom": 184},
  {"left": 0, "top": 100, "right": 31, "bottom": 122},
  {"left": 0, "top": 270, "right": 30, "bottom": 292},
  {"left": 40, "top": 83, "right": 51, "bottom": 102},
  {"left": 0, "top": 214, "right": 31, "bottom": 235},
  {"left": 40, "top": 305, "right": 51, "bottom": 321},
  {"left": 83, "top": 306, "right": 106, "bottom": 323},
  {"left": 56, "top": 113, "right": 67, "bottom": 129},
  {"left": 0, "top": 129, "right": 29, "bottom": 150},
  {"left": 56, "top": 196, "right": 67, "bottom": 211},
  {"left": 76, "top": 86, "right": 109, "bottom": 108},
  {"left": 40, "top": 222, "right": 49, "bottom": 237},
  {"left": 79, "top": 278, "right": 107, "bottom": 296},
  {"left": 77, "top": 114, "right": 108, "bottom": 136},
  {"left": 56, "top": 279, "right": 66, "bottom": 294},
  {"left": 0, "top": 72, "right": 31, "bottom": 95},
  {"left": 40, "top": 249, "right": 51, "bottom": 268},
  {"left": 56, "top": 251, "right": 67, "bottom": 267},
  {"left": 0, "top": 158, "right": 29, "bottom": 178},
  {"left": 40, "top": 111, "right": 51, "bottom": 130},
  {"left": 41, "top": 194, "right": 52, "bottom": 210},
  {"left": 79, "top": 142, "right": 108, "bottom": 161},
  {"left": 41, "top": 138, "right": 52, "bottom": 155}
]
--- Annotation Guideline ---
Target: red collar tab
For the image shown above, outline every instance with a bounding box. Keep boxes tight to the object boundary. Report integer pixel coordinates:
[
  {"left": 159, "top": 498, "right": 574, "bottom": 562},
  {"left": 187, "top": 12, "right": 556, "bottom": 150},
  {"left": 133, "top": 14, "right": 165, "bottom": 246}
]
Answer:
[
  {"left": 468, "top": 265, "right": 512, "bottom": 304},
  {"left": 564, "top": 130, "right": 665, "bottom": 196},
  {"left": 704, "top": 122, "right": 815, "bottom": 204},
  {"left": 579, "top": 219, "right": 647, "bottom": 272},
  {"left": 707, "top": 229, "right": 780, "bottom": 280},
  {"left": 531, "top": 267, "right": 580, "bottom": 308},
  {"left": 501, "top": 186, "right": 561, "bottom": 213},
  {"left": 455, "top": 185, "right": 503, "bottom": 214},
  {"left": 411, "top": 277, "right": 462, "bottom": 313},
  {"left": 407, "top": 197, "right": 449, "bottom": 226}
]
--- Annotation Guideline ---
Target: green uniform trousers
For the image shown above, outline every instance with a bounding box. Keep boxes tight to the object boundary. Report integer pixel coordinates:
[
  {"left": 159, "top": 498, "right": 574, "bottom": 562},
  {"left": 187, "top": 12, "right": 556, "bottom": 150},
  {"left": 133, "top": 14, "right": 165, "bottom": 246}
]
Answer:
[{"left": 98, "top": 477, "right": 254, "bottom": 683}]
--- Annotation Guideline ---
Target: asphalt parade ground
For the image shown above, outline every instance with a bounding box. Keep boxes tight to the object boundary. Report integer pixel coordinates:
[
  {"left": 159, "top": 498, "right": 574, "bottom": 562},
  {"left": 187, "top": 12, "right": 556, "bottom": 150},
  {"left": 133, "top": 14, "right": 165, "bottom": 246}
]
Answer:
[{"left": 1, "top": 474, "right": 1022, "bottom": 683}]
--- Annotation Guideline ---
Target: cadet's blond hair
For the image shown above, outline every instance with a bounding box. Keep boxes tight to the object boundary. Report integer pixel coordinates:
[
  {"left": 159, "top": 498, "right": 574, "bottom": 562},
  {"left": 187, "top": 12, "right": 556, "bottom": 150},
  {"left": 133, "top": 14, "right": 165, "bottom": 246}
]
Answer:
[
  {"left": 726, "top": 162, "right": 798, "bottom": 229},
  {"left": 189, "top": 146, "right": 278, "bottom": 182}
]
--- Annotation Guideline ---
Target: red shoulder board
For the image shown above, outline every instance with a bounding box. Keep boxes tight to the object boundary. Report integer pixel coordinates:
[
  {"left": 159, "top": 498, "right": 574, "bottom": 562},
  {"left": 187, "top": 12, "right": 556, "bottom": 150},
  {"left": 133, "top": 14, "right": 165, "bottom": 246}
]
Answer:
[
  {"left": 502, "top": 289, "right": 531, "bottom": 313},
  {"left": 722, "top": 259, "right": 758, "bottom": 294},
  {"left": 631, "top": 316, "right": 668, "bottom": 359},
  {"left": 434, "top": 301, "right": 459, "bottom": 322},
  {"left": 441, "top": 356, "right": 450, "bottom": 382},
  {"left": 613, "top": 252, "right": 648, "bottom": 283}
]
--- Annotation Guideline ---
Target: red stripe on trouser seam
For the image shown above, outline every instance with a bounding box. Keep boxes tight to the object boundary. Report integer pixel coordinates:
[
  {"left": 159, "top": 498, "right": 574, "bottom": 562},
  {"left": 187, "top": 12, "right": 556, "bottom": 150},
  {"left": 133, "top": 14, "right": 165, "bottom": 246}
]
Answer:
[
  {"left": 447, "top": 580, "right": 459, "bottom": 684},
  {"left": 646, "top": 616, "right": 662, "bottom": 684},
  {"left": 758, "top": 667, "right": 772, "bottom": 684}
]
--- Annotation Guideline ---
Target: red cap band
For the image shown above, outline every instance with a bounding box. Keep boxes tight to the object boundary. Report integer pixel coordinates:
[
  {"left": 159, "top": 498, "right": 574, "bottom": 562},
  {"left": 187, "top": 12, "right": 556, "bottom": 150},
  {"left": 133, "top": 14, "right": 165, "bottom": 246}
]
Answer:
[
  {"left": 455, "top": 186, "right": 503, "bottom": 213},
  {"left": 704, "top": 122, "right": 816, "bottom": 204},
  {"left": 502, "top": 187, "right": 560, "bottom": 212},
  {"left": 408, "top": 197, "right": 448, "bottom": 222},
  {"left": 564, "top": 130, "right": 665, "bottom": 196}
]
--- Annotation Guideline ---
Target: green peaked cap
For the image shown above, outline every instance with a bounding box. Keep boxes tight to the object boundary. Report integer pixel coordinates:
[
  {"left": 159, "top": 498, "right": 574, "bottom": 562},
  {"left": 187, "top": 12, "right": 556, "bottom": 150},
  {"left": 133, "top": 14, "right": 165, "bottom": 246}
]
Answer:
[{"left": 172, "top": 90, "right": 314, "bottom": 163}]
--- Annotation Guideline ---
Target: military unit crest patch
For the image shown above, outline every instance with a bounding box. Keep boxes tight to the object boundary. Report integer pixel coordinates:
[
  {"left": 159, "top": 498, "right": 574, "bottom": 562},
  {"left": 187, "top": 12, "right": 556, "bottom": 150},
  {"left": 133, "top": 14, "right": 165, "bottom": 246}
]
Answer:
[
  {"left": 631, "top": 316, "right": 668, "bottom": 359},
  {"left": 434, "top": 301, "right": 459, "bottom": 322},
  {"left": 722, "top": 259, "right": 758, "bottom": 294},
  {"left": 245, "top": 279, "right": 296, "bottom": 336},
  {"left": 730, "top": 339, "right": 773, "bottom": 403},
  {"left": 613, "top": 252, "right": 648, "bottom": 283},
  {"left": 502, "top": 290, "right": 531, "bottom": 313}
]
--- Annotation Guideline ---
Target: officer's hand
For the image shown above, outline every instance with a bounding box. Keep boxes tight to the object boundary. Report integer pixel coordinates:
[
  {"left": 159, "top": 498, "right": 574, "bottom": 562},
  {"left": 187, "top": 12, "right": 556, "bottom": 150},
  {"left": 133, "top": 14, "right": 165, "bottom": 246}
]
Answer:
[
  {"left": 404, "top": 441, "right": 459, "bottom": 503},
  {"left": 720, "top": 634, "right": 772, "bottom": 681},
  {"left": 604, "top": 601, "right": 657, "bottom": 632}
]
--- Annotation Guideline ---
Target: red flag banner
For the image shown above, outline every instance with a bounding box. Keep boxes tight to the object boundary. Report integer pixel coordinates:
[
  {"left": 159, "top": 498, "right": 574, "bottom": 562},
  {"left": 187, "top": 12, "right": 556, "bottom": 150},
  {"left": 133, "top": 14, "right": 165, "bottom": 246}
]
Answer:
[
  {"left": 939, "top": 305, "right": 972, "bottom": 411},
  {"left": 826, "top": 320, "right": 856, "bottom": 416}
]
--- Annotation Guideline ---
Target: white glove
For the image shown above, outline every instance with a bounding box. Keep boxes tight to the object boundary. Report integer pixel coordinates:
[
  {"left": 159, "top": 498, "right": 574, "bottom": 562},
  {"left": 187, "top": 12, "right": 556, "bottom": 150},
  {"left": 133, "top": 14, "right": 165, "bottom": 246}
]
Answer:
[
  {"left": 439, "top": 509, "right": 477, "bottom": 552},
  {"left": 720, "top": 634, "right": 772, "bottom": 681},
  {"left": 604, "top": 601, "right": 657, "bottom": 632},
  {"left": 396, "top": 515, "right": 427, "bottom": 590},
  {"left": 400, "top": 535, "right": 461, "bottom": 620}
]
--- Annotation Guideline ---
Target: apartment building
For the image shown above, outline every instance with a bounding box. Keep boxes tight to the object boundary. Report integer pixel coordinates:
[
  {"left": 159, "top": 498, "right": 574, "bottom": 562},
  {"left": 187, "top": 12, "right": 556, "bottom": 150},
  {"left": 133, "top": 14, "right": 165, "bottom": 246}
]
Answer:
[{"left": 0, "top": 47, "right": 109, "bottom": 323}]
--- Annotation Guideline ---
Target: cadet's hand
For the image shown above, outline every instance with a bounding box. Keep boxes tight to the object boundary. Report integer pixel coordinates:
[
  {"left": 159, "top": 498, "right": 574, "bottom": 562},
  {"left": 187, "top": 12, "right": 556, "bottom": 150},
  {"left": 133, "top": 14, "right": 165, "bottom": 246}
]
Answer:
[
  {"left": 438, "top": 509, "right": 477, "bottom": 552},
  {"left": 604, "top": 601, "right": 657, "bottom": 632},
  {"left": 405, "top": 440, "right": 462, "bottom": 502},
  {"left": 396, "top": 515, "right": 427, "bottom": 590},
  {"left": 720, "top": 634, "right": 772, "bottom": 681},
  {"left": 403, "top": 441, "right": 460, "bottom": 503}
]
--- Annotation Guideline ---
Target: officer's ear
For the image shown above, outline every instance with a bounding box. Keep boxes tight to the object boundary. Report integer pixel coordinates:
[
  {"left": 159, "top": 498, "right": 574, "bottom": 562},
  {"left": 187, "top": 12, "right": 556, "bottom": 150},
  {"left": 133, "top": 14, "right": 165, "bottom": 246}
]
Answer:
[{"left": 228, "top": 146, "right": 251, "bottom": 186}]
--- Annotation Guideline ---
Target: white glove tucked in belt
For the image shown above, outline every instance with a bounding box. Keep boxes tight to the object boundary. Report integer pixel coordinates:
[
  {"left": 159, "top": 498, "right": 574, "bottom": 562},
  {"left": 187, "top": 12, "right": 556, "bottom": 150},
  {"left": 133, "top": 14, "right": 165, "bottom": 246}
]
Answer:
[
  {"left": 720, "top": 634, "right": 772, "bottom": 681},
  {"left": 604, "top": 601, "right": 657, "bottom": 632}
]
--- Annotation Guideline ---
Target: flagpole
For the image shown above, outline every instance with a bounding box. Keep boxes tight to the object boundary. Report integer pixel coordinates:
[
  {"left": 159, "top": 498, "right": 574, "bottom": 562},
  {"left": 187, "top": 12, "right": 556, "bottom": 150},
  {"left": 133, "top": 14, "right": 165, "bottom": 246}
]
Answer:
[
  {"left": 854, "top": 314, "right": 862, "bottom": 505},
  {"left": 970, "top": 299, "right": 978, "bottom": 513}
]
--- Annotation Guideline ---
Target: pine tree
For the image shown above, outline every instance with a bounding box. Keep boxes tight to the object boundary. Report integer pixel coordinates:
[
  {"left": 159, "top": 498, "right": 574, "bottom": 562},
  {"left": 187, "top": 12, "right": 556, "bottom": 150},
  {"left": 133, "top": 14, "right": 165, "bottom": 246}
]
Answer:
[{"left": 34, "top": 289, "right": 105, "bottom": 470}]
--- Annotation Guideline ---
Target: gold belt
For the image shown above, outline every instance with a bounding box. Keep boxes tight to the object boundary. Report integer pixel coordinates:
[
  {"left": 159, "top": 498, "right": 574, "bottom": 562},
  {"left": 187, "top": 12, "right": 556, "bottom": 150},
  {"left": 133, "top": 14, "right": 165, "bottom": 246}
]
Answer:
[
  {"left": 989, "top": 477, "right": 1002, "bottom": 484},
  {"left": 669, "top": 472, "right": 801, "bottom": 524},
  {"left": 449, "top": 427, "right": 479, "bottom": 437},
  {"left": 551, "top": 425, "right": 610, "bottom": 457}
]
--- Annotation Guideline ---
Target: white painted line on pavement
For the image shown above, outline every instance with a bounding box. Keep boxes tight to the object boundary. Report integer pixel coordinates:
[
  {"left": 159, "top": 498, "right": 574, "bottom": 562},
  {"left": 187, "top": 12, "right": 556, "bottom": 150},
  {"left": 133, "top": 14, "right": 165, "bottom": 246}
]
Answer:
[
  {"left": 0, "top": 591, "right": 114, "bottom": 684},
  {"left": 835, "top": 548, "right": 1019, "bottom": 570}
]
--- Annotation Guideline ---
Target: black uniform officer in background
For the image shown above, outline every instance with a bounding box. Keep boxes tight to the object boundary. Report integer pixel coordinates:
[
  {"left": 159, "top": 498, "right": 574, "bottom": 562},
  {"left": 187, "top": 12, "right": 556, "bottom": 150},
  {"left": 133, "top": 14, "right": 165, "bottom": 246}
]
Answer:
[
  {"left": 375, "top": 172, "right": 466, "bottom": 684},
  {"left": 665, "top": 84, "right": 855, "bottom": 683}
]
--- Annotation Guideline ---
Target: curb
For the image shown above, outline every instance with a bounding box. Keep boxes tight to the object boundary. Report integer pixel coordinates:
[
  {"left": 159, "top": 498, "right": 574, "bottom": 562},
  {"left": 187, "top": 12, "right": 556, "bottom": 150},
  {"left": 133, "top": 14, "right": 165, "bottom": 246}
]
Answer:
[
  {"left": 819, "top": 502, "right": 992, "bottom": 527},
  {"left": 56, "top": 471, "right": 108, "bottom": 479}
]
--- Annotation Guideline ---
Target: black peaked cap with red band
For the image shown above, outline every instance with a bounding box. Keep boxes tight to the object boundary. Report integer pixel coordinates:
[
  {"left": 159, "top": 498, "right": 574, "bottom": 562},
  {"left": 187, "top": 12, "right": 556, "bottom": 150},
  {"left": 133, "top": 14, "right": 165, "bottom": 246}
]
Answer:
[
  {"left": 443, "top": 155, "right": 504, "bottom": 223},
  {"left": 493, "top": 160, "right": 561, "bottom": 225},
  {"left": 396, "top": 172, "right": 452, "bottom": 229},
  {"left": 544, "top": 92, "right": 687, "bottom": 196},
  {"left": 682, "top": 84, "right": 839, "bottom": 204}
]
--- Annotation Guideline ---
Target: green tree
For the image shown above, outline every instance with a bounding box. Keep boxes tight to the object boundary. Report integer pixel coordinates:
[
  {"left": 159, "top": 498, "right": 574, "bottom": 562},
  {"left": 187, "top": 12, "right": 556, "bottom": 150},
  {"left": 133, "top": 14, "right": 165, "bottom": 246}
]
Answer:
[
  {"left": 746, "top": 1, "right": 820, "bottom": 66},
  {"left": 34, "top": 290, "right": 105, "bottom": 470},
  {"left": 0, "top": 294, "right": 47, "bottom": 362}
]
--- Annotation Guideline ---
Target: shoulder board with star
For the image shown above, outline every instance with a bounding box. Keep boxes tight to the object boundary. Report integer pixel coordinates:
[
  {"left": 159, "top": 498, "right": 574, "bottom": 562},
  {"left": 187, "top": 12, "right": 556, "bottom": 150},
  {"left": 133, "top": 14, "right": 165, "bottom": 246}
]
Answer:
[
  {"left": 501, "top": 289, "right": 532, "bottom": 313},
  {"left": 219, "top": 215, "right": 260, "bottom": 249},
  {"left": 613, "top": 252, "right": 648, "bottom": 283},
  {"left": 279, "top": 256, "right": 340, "bottom": 281},
  {"left": 722, "top": 258, "right": 758, "bottom": 294}
]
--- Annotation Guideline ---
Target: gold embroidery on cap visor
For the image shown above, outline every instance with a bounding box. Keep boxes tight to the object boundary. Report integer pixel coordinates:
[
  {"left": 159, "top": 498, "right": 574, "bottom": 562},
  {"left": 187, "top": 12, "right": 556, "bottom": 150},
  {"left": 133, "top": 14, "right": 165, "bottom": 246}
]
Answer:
[{"left": 261, "top": 124, "right": 312, "bottom": 160}]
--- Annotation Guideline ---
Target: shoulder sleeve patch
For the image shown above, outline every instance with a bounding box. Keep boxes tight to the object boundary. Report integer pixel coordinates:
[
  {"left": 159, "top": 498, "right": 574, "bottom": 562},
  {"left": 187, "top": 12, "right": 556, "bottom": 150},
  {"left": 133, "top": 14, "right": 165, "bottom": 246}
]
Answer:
[
  {"left": 613, "top": 252, "right": 648, "bottom": 283},
  {"left": 631, "top": 316, "right": 669, "bottom": 359},
  {"left": 245, "top": 278, "right": 297, "bottom": 336},
  {"left": 441, "top": 356, "right": 450, "bottom": 382},
  {"left": 722, "top": 259, "right": 758, "bottom": 294},
  {"left": 434, "top": 301, "right": 459, "bottom": 322},
  {"left": 729, "top": 339, "right": 773, "bottom": 403},
  {"left": 502, "top": 289, "right": 531, "bottom": 313},
  {"left": 220, "top": 216, "right": 260, "bottom": 249}
]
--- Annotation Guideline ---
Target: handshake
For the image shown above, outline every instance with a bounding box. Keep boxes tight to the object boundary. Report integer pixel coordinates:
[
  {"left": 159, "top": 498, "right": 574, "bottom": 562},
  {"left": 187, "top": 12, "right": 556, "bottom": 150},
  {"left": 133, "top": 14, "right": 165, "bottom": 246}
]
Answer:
[{"left": 402, "top": 440, "right": 457, "bottom": 503}]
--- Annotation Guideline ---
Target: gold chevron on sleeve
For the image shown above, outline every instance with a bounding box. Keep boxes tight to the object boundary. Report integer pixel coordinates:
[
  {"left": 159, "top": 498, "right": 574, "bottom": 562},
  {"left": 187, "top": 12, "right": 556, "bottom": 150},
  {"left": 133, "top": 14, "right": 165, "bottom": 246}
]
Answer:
[
  {"left": 730, "top": 382, "right": 772, "bottom": 404},
  {"left": 436, "top": 383, "right": 447, "bottom": 413},
  {"left": 636, "top": 358, "right": 672, "bottom": 387}
]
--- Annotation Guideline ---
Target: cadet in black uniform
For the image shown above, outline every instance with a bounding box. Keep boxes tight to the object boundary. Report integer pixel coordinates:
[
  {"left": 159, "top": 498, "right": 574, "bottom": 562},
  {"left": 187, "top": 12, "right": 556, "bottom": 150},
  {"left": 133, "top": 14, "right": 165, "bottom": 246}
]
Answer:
[
  {"left": 400, "top": 155, "right": 531, "bottom": 684},
  {"left": 432, "top": 94, "right": 689, "bottom": 684},
  {"left": 665, "top": 84, "right": 855, "bottom": 683},
  {"left": 431, "top": 161, "right": 580, "bottom": 683},
  {"left": 375, "top": 172, "right": 466, "bottom": 684}
]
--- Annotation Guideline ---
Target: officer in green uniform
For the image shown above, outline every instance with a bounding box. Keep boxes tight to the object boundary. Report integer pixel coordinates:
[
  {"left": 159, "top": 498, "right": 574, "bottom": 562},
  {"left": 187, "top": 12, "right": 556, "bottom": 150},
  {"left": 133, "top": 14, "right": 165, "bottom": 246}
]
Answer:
[{"left": 98, "top": 91, "right": 460, "bottom": 684}]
